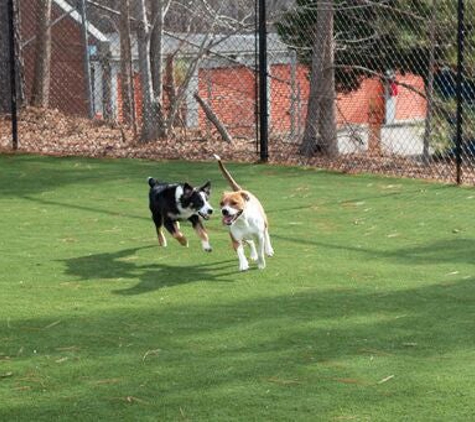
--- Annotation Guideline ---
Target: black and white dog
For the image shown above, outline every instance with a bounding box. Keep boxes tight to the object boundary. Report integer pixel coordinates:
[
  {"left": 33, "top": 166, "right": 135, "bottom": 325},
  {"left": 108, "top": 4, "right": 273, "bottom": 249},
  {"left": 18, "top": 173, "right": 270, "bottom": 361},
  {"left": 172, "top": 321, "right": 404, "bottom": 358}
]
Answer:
[{"left": 148, "top": 177, "right": 214, "bottom": 251}]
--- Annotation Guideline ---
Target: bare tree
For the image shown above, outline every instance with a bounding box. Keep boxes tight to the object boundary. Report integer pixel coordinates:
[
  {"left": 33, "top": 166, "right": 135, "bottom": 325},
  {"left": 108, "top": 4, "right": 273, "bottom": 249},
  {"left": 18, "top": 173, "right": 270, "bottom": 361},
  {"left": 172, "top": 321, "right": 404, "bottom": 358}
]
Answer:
[
  {"left": 119, "top": 0, "right": 134, "bottom": 125},
  {"left": 31, "top": 0, "right": 52, "bottom": 108},
  {"left": 300, "top": 0, "right": 337, "bottom": 157},
  {"left": 151, "top": 0, "right": 172, "bottom": 104},
  {"left": 319, "top": 5, "right": 337, "bottom": 157},
  {"left": 136, "top": 0, "right": 164, "bottom": 141},
  {"left": 98, "top": 0, "right": 254, "bottom": 141}
]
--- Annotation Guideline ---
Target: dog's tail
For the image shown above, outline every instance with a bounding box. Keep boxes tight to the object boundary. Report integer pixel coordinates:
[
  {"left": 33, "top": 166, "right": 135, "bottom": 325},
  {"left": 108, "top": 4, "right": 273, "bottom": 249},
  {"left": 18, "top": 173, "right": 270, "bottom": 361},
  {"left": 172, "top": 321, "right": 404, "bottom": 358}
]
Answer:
[
  {"left": 147, "top": 177, "right": 157, "bottom": 188},
  {"left": 213, "top": 154, "right": 241, "bottom": 192}
]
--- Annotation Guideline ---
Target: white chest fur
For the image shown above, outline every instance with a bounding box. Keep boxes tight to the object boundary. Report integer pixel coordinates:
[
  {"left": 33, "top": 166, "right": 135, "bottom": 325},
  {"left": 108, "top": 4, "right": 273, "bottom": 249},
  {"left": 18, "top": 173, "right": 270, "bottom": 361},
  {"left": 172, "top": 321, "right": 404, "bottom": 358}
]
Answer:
[{"left": 229, "top": 200, "right": 265, "bottom": 241}]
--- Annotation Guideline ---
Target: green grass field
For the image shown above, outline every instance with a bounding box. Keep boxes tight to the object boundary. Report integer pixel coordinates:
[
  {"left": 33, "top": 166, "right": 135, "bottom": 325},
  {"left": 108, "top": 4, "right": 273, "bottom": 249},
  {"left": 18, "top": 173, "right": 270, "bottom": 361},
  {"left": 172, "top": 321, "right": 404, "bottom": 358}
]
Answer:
[{"left": 1, "top": 154, "right": 474, "bottom": 421}]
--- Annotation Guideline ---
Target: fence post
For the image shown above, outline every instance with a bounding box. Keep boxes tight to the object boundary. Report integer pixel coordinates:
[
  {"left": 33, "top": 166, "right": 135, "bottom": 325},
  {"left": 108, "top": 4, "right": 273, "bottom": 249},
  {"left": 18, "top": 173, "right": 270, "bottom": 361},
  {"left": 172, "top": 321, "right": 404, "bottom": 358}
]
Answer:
[
  {"left": 254, "top": 0, "right": 259, "bottom": 152},
  {"left": 8, "top": 0, "right": 18, "bottom": 150},
  {"left": 456, "top": 0, "right": 465, "bottom": 184},
  {"left": 258, "top": 0, "right": 269, "bottom": 162}
]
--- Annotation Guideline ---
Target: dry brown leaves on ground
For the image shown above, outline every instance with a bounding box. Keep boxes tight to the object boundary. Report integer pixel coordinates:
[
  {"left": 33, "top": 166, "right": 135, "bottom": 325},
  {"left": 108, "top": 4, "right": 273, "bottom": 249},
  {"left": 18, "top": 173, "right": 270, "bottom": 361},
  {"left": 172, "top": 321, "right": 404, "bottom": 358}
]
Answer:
[{"left": 0, "top": 107, "right": 469, "bottom": 185}]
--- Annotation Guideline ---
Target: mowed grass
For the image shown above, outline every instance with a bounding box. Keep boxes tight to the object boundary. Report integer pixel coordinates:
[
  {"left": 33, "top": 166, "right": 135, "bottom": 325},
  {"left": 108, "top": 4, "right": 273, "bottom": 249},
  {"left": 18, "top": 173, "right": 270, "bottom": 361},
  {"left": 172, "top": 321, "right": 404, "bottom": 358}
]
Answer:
[{"left": 0, "top": 154, "right": 474, "bottom": 421}]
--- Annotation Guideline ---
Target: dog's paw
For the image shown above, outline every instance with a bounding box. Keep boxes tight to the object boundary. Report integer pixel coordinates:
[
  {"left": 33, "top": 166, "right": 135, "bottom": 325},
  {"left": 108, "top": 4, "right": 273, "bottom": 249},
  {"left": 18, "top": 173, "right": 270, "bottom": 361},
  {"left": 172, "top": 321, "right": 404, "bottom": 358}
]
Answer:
[
  {"left": 249, "top": 251, "right": 258, "bottom": 261},
  {"left": 178, "top": 238, "right": 189, "bottom": 247},
  {"left": 201, "top": 241, "right": 212, "bottom": 252},
  {"left": 257, "top": 261, "right": 266, "bottom": 270},
  {"left": 265, "top": 247, "right": 274, "bottom": 257},
  {"left": 239, "top": 261, "right": 250, "bottom": 271}
]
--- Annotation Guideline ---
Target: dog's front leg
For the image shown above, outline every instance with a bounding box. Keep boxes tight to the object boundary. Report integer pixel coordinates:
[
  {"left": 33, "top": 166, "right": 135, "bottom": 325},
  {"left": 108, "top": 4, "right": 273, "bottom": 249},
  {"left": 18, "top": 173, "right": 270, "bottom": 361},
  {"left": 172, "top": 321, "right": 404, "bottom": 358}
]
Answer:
[
  {"left": 231, "top": 234, "right": 249, "bottom": 271},
  {"left": 164, "top": 219, "right": 188, "bottom": 247},
  {"left": 245, "top": 240, "right": 258, "bottom": 262},
  {"left": 256, "top": 233, "right": 266, "bottom": 270},
  {"left": 189, "top": 215, "right": 212, "bottom": 252}
]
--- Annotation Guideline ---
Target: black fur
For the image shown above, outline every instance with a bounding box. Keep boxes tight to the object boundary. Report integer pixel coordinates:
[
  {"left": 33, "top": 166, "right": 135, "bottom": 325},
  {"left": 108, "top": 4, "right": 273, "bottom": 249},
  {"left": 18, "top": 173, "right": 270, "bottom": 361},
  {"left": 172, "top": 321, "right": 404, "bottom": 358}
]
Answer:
[{"left": 148, "top": 177, "right": 212, "bottom": 249}]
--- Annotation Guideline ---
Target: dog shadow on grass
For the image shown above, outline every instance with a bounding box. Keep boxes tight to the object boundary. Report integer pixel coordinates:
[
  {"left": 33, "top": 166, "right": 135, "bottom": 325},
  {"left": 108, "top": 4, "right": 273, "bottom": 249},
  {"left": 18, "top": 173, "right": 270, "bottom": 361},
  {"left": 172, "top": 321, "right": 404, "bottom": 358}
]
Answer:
[{"left": 61, "top": 245, "right": 238, "bottom": 295}]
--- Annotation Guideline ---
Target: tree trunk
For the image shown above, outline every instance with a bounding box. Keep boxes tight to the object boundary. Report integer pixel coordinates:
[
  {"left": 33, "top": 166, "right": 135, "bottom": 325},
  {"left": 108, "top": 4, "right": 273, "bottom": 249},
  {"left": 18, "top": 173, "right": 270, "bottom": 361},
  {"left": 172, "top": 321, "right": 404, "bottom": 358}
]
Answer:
[
  {"left": 319, "top": 8, "right": 338, "bottom": 157},
  {"left": 136, "top": 0, "right": 164, "bottom": 141},
  {"left": 368, "top": 104, "right": 383, "bottom": 156},
  {"left": 98, "top": 42, "right": 113, "bottom": 121},
  {"left": 119, "top": 0, "right": 134, "bottom": 125},
  {"left": 164, "top": 54, "right": 177, "bottom": 107},
  {"left": 300, "top": 0, "right": 337, "bottom": 157},
  {"left": 150, "top": 0, "right": 168, "bottom": 132},
  {"left": 150, "top": 0, "right": 165, "bottom": 104},
  {"left": 31, "top": 0, "right": 52, "bottom": 108}
]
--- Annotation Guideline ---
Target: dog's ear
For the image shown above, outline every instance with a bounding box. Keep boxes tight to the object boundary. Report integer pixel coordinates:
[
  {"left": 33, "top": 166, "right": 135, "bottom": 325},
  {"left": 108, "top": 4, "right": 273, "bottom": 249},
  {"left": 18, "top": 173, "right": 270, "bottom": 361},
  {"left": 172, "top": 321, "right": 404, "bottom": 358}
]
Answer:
[
  {"left": 240, "top": 191, "right": 250, "bottom": 201},
  {"left": 199, "top": 181, "right": 211, "bottom": 196},
  {"left": 183, "top": 183, "right": 194, "bottom": 197}
]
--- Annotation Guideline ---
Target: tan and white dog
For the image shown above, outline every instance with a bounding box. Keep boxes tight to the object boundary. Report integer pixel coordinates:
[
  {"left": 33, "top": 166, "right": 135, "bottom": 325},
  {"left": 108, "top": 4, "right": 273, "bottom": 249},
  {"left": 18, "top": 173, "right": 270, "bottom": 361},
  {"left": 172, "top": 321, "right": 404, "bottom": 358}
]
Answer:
[{"left": 214, "top": 154, "right": 274, "bottom": 271}]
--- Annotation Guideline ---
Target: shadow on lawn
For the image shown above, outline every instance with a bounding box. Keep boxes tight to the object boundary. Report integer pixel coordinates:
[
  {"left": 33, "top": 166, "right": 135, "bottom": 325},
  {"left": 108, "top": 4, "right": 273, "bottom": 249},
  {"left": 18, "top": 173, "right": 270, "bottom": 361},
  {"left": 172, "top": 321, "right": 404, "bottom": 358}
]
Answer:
[
  {"left": 2, "top": 273, "right": 475, "bottom": 419},
  {"left": 0, "top": 154, "right": 251, "bottom": 198},
  {"left": 61, "top": 246, "right": 237, "bottom": 294},
  {"left": 274, "top": 234, "right": 475, "bottom": 265},
  {"left": 22, "top": 195, "right": 148, "bottom": 222},
  {"left": 0, "top": 155, "right": 130, "bottom": 196},
  {"left": 3, "top": 275, "right": 475, "bottom": 364}
]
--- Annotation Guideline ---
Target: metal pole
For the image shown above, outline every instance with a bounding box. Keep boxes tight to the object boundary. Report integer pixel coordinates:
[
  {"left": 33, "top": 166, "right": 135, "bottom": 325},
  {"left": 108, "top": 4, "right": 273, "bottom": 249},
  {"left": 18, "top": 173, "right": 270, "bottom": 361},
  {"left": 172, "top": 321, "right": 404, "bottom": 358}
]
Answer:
[
  {"left": 455, "top": 0, "right": 465, "bottom": 184},
  {"left": 254, "top": 0, "right": 260, "bottom": 153},
  {"left": 79, "top": 0, "right": 94, "bottom": 119},
  {"left": 8, "top": 0, "right": 18, "bottom": 150},
  {"left": 258, "top": 0, "right": 269, "bottom": 162}
]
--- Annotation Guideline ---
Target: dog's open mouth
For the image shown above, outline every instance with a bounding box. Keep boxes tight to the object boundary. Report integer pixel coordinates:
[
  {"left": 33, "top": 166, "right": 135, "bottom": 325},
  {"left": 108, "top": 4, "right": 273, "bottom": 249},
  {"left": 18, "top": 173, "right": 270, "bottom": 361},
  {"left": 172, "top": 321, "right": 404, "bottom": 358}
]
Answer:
[
  {"left": 222, "top": 210, "right": 242, "bottom": 226},
  {"left": 199, "top": 211, "right": 210, "bottom": 220}
]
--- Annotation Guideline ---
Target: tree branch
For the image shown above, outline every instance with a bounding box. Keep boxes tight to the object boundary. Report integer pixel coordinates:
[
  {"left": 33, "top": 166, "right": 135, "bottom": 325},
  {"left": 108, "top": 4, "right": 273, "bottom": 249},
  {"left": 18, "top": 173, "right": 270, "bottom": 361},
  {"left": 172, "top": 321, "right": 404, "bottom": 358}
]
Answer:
[{"left": 194, "top": 92, "right": 233, "bottom": 143}]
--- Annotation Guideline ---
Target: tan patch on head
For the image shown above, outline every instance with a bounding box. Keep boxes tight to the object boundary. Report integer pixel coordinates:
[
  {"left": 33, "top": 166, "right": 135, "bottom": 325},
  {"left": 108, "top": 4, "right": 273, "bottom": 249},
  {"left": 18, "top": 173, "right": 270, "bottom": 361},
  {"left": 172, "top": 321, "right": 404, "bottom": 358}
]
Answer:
[{"left": 220, "top": 191, "right": 248, "bottom": 211}]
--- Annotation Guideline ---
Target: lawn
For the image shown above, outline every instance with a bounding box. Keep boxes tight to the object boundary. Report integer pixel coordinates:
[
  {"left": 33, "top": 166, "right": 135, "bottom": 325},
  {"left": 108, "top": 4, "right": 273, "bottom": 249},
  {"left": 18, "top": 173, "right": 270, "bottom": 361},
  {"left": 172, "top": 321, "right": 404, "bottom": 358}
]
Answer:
[{"left": 1, "top": 154, "right": 474, "bottom": 421}]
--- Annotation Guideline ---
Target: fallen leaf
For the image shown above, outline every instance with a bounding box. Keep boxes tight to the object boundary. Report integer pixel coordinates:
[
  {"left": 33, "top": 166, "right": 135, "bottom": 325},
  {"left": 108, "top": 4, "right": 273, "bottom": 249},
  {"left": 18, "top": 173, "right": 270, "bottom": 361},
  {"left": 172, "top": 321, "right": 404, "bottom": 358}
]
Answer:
[
  {"left": 266, "top": 377, "right": 302, "bottom": 386},
  {"left": 332, "top": 378, "right": 366, "bottom": 385},
  {"left": 44, "top": 320, "right": 61, "bottom": 330},
  {"left": 0, "top": 372, "right": 13, "bottom": 378},
  {"left": 377, "top": 375, "right": 395, "bottom": 384}
]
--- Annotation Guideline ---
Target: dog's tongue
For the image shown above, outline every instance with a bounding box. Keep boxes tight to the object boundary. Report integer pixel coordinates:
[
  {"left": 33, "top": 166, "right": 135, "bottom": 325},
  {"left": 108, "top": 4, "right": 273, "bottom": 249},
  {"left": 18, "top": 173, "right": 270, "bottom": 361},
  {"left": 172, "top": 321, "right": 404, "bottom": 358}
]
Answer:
[{"left": 222, "top": 215, "right": 234, "bottom": 225}]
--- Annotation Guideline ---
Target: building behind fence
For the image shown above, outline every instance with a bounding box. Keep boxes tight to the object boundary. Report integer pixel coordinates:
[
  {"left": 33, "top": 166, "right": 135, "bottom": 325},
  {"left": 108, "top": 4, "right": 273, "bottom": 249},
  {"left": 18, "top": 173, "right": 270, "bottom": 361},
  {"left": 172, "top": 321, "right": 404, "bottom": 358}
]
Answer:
[{"left": 1, "top": 0, "right": 474, "bottom": 184}]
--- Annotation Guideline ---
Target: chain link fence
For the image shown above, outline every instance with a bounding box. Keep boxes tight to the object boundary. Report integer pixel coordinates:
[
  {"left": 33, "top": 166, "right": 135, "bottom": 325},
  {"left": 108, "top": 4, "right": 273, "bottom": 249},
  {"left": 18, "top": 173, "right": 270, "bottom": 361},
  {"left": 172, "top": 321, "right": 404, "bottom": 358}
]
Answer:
[
  {"left": 269, "top": 0, "right": 475, "bottom": 183},
  {"left": 1, "top": 0, "right": 474, "bottom": 185}
]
